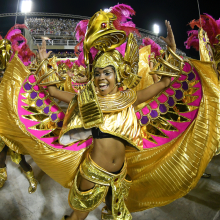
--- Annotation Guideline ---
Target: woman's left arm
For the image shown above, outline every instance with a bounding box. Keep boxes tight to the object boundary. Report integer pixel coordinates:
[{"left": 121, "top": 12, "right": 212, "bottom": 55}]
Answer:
[
  {"left": 133, "top": 76, "right": 170, "bottom": 107},
  {"left": 133, "top": 20, "right": 175, "bottom": 107}
]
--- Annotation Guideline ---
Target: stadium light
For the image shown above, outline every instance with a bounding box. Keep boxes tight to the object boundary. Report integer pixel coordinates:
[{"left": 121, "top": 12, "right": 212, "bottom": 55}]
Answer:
[
  {"left": 153, "top": 24, "right": 160, "bottom": 35},
  {"left": 21, "top": 0, "right": 32, "bottom": 13}
]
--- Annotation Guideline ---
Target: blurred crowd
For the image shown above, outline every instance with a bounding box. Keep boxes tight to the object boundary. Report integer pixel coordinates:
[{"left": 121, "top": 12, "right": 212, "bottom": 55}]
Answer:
[{"left": 25, "top": 17, "right": 78, "bottom": 35}]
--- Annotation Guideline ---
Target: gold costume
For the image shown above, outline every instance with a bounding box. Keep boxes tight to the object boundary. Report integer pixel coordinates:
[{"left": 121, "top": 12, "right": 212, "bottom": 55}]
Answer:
[
  {"left": 69, "top": 150, "right": 132, "bottom": 219},
  {"left": 0, "top": 7, "right": 220, "bottom": 220}
]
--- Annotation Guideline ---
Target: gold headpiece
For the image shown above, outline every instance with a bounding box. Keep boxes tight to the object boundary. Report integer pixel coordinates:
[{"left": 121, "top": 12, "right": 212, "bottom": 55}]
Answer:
[
  {"left": 0, "top": 39, "right": 12, "bottom": 70},
  {"left": 92, "top": 33, "right": 141, "bottom": 89},
  {"left": 93, "top": 50, "right": 122, "bottom": 83},
  {"left": 83, "top": 9, "right": 127, "bottom": 78}
]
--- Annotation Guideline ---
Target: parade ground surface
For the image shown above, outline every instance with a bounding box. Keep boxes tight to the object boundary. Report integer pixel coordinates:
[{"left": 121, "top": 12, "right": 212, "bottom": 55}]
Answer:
[{"left": 0, "top": 154, "right": 220, "bottom": 220}]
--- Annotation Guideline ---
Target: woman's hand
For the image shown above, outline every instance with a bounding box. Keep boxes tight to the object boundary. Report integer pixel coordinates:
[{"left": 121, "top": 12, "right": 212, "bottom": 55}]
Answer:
[
  {"left": 160, "top": 20, "right": 176, "bottom": 53},
  {"left": 160, "top": 75, "right": 171, "bottom": 87},
  {"left": 37, "top": 39, "right": 52, "bottom": 61}
]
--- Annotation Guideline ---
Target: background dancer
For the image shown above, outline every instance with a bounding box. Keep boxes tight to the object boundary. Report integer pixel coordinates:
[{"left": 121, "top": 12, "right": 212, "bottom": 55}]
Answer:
[{"left": 0, "top": 25, "right": 37, "bottom": 193}]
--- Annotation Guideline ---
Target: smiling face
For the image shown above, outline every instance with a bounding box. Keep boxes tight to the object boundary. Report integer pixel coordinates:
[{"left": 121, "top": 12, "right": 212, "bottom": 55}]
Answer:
[{"left": 94, "top": 66, "right": 118, "bottom": 96}]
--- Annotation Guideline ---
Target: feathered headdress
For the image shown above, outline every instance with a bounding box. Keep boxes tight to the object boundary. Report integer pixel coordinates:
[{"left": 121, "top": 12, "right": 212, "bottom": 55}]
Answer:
[
  {"left": 185, "top": 14, "right": 220, "bottom": 67},
  {"left": 4, "top": 24, "right": 35, "bottom": 66},
  {"left": 74, "top": 3, "right": 140, "bottom": 68},
  {"left": 185, "top": 14, "right": 220, "bottom": 49}
]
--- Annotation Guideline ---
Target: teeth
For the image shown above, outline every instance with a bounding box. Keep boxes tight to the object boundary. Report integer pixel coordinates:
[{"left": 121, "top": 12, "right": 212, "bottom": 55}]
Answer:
[{"left": 99, "top": 83, "right": 107, "bottom": 86}]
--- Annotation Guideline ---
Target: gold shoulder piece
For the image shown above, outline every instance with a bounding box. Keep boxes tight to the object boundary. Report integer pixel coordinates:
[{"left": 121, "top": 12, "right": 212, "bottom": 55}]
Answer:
[
  {"left": 149, "top": 47, "right": 184, "bottom": 77},
  {"left": 78, "top": 81, "right": 103, "bottom": 129}
]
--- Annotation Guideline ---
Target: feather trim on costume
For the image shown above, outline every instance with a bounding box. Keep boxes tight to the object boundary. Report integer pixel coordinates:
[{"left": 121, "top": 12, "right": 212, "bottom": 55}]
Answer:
[
  {"left": 74, "top": 20, "right": 89, "bottom": 56},
  {"left": 184, "top": 30, "right": 200, "bottom": 51},
  {"left": 2, "top": 24, "right": 35, "bottom": 66}
]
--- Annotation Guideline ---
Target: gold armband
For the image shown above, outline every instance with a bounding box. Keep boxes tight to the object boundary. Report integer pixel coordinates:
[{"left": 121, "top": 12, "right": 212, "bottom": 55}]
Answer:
[
  {"left": 35, "top": 57, "right": 64, "bottom": 86},
  {"left": 149, "top": 46, "right": 184, "bottom": 77}
]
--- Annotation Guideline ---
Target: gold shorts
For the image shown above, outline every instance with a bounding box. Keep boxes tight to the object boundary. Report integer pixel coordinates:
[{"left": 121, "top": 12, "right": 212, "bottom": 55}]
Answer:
[{"left": 68, "top": 152, "right": 132, "bottom": 219}]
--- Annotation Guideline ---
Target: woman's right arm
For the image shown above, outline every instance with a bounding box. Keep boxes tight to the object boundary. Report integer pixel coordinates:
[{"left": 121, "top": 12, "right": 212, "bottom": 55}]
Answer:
[
  {"left": 47, "top": 86, "right": 76, "bottom": 103},
  {"left": 37, "top": 40, "right": 77, "bottom": 103}
]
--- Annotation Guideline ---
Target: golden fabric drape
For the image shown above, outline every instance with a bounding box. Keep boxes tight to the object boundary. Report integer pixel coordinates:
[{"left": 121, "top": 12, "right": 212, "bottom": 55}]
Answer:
[
  {"left": 125, "top": 59, "right": 220, "bottom": 212},
  {"left": 0, "top": 56, "right": 219, "bottom": 212},
  {"left": 0, "top": 56, "right": 88, "bottom": 188}
]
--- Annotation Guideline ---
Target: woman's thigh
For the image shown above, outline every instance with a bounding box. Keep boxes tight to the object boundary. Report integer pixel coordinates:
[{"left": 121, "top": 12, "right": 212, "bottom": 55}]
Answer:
[{"left": 79, "top": 176, "right": 95, "bottom": 191}]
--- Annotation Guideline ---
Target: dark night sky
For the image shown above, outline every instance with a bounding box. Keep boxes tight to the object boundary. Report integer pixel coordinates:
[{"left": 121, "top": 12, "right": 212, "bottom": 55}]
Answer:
[{"left": 0, "top": 0, "right": 219, "bottom": 58}]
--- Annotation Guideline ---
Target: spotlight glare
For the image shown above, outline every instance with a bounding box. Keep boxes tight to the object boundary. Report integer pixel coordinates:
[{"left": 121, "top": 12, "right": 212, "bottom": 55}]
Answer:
[
  {"left": 153, "top": 24, "right": 160, "bottom": 34},
  {"left": 21, "top": 0, "right": 32, "bottom": 13},
  {"left": 104, "top": 8, "right": 110, "bottom": 12}
]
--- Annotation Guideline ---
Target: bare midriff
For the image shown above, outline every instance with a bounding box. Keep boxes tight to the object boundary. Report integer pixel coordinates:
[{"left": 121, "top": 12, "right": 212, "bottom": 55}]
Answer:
[
  {"left": 80, "top": 137, "right": 125, "bottom": 191},
  {"left": 91, "top": 138, "right": 125, "bottom": 173}
]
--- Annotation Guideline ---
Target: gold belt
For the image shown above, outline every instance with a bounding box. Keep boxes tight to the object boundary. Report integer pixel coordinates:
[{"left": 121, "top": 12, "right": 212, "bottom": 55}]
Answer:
[
  {"left": 80, "top": 153, "right": 128, "bottom": 186},
  {"left": 68, "top": 152, "right": 132, "bottom": 219}
]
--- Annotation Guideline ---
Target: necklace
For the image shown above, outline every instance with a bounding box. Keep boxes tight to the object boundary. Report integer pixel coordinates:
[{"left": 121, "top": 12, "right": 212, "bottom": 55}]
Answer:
[{"left": 97, "top": 89, "right": 136, "bottom": 113}]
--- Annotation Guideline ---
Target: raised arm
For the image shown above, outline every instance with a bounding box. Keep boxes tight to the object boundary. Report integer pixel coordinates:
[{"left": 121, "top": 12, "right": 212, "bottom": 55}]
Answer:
[
  {"left": 133, "top": 76, "right": 170, "bottom": 107},
  {"left": 133, "top": 20, "right": 176, "bottom": 107},
  {"left": 47, "top": 86, "right": 76, "bottom": 103},
  {"left": 160, "top": 20, "right": 176, "bottom": 53},
  {"left": 38, "top": 39, "right": 76, "bottom": 103}
]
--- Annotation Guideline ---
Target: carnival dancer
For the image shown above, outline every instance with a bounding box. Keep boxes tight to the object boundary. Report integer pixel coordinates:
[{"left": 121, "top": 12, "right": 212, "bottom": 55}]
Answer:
[
  {"left": 0, "top": 4, "right": 219, "bottom": 220},
  {"left": 0, "top": 26, "right": 37, "bottom": 193},
  {"left": 36, "top": 19, "right": 172, "bottom": 219}
]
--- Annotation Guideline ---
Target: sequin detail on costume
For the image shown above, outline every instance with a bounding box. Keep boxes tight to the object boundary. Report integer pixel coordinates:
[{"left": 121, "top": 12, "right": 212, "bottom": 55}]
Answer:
[{"left": 135, "top": 61, "right": 202, "bottom": 148}]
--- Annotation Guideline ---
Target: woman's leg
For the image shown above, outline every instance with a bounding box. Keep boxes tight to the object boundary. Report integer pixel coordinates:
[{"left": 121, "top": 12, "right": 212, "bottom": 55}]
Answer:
[
  {"left": 0, "top": 145, "right": 8, "bottom": 168},
  {"left": 19, "top": 155, "right": 37, "bottom": 194},
  {"left": 66, "top": 177, "right": 94, "bottom": 220},
  {"left": 19, "top": 155, "right": 31, "bottom": 172},
  {"left": 105, "top": 187, "right": 113, "bottom": 212},
  {"left": 0, "top": 146, "right": 8, "bottom": 188}
]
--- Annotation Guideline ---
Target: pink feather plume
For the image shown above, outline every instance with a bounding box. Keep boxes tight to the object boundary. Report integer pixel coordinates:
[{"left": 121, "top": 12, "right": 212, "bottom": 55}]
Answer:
[
  {"left": 110, "top": 4, "right": 141, "bottom": 37},
  {"left": 5, "top": 24, "right": 27, "bottom": 39},
  {"left": 185, "top": 14, "right": 220, "bottom": 51}
]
